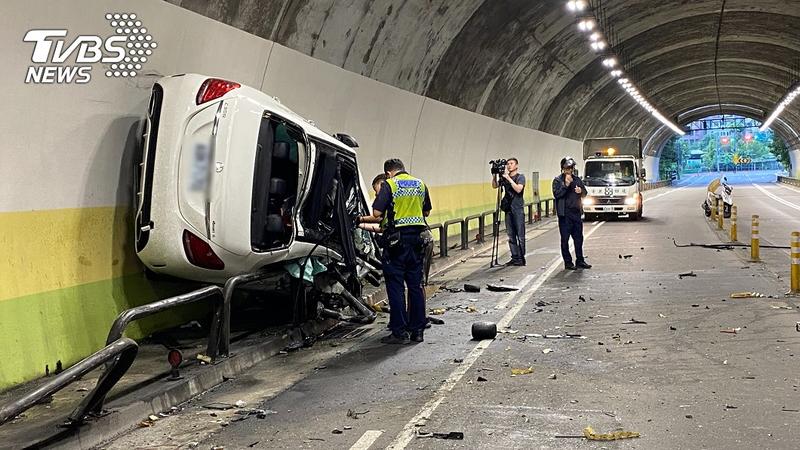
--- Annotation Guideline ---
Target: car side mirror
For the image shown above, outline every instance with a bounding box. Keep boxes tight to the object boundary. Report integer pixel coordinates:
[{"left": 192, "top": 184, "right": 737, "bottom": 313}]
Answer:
[
  {"left": 640, "top": 168, "right": 647, "bottom": 179},
  {"left": 333, "top": 133, "right": 359, "bottom": 148}
]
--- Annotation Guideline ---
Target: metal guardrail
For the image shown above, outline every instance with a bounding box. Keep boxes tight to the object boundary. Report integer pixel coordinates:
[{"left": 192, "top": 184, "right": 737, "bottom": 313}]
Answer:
[
  {"left": 642, "top": 180, "right": 673, "bottom": 190},
  {"left": 0, "top": 338, "right": 139, "bottom": 427},
  {"left": 430, "top": 197, "right": 554, "bottom": 258},
  {"left": 778, "top": 175, "right": 800, "bottom": 187},
  {"left": 67, "top": 286, "right": 225, "bottom": 423}
]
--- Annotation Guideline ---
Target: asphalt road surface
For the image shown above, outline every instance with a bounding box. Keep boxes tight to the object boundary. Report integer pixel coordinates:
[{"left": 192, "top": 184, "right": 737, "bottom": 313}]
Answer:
[{"left": 103, "top": 171, "right": 800, "bottom": 450}]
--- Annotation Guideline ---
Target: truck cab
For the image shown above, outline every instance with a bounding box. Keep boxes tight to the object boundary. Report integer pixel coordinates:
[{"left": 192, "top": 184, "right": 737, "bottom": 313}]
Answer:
[{"left": 580, "top": 137, "right": 645, "bottom": 221}]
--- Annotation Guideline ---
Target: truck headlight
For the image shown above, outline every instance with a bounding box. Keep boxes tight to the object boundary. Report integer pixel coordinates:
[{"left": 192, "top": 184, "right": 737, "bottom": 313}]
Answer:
[
  {"left": 582, "top": 197, "right": 595, "bottom": 206},
  {"left": 624, "top": 194, "right": 639, "bottom": 205}
]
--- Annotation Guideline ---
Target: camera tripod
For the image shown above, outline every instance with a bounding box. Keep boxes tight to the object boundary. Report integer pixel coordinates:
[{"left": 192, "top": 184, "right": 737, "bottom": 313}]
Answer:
[{"left": 489, "top": 182, "right": 503, "bottom": 268}]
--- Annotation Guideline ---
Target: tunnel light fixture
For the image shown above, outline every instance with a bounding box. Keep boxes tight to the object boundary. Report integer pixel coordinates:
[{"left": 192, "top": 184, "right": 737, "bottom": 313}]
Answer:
[
  {"left": 760, "top": 83, "right": 800, "bottom": 131},
  {"left": 567, "top": 0, "right": 588, "bottom": 12},
  {"left": 577, "top": 18, "right": 596, "bottom": 31},
  {"left": 565, "top": 1, "right": 685, "bottom": 136}
]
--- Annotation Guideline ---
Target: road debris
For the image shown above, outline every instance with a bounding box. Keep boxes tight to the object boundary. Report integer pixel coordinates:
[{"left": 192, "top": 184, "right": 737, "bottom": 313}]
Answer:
[
  {"left": 203, "top": 402, "right": 236, "bottom": 411},
  {"left": 472, "top": 321, "right": 498, "bottom": 340},
  {"left": 416, "top": 431, "right": 464, "bottom": 440},
  {"left": 542, "top": 348, "right": 553, "bottom": 354},
  {"left": 625, "top": 318, "right": 648, "bottom": 324},
  {"left": 430, "top": 308, "right": 446, "bottom": 315},
  {"left": 511, "top": 367, "right": 534, "bottom": 376},
  {"left": 332, "top": 429, "right": 343, "bottom": 434},
  {"left": 583, "top": 426, "right": 640, "bottom": 441},
  {"left": 678, "top": 271, "right": 697, "bottom": 279},
  {"left": 477, "top": 376, "right": 488, "bottom": 382},
  {"left": 486, "top": 284, "right": 520, "bottom": 292},
  {"left": 196, "top": 354, "right": 213, "bottom": 364},
  {"left": 720, "top": 327, "right": 742, "bottom": 334},
  {"left": 730, "top": 292, "right": 765, "bottom": 298},
  {"left": 464, "top": 284, "right": 481, "bottom": 293},
  {"left": 618, "top": 254, "right": 633, "bottom": 259},
  {"left": 347, "top": 409, "right": 369, "bottom": 419},
  {"left": 548, "top": 373, "right": 557, "bottom": 380}
]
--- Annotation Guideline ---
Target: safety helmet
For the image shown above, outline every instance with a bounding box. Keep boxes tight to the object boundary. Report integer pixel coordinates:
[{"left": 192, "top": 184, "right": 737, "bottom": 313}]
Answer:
[{"left": 560, "top": 157, "right": 576, "bottom": 169}]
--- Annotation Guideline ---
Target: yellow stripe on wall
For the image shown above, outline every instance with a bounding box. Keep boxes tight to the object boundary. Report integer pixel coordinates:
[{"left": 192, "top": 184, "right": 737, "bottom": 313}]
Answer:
[{"left": 0, "top": 207, "right": 140, "bottom": 302}]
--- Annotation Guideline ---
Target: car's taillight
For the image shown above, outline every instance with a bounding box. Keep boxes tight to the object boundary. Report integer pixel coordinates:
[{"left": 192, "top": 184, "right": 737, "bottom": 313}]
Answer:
[
  {"left": 196, "top": 78, "right": 240, "bottom": 105},
  {"left": 183, "top": 230, "right": 225, "bottom": 270}
]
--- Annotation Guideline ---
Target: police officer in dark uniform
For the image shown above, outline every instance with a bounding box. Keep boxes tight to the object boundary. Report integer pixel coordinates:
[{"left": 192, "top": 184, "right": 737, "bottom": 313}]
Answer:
[
  {"left": 358, "top": 159, "right": 432, "bottom": 344},
  {"left": 553, "top": 157, "right": 592, "bottom": 270}
]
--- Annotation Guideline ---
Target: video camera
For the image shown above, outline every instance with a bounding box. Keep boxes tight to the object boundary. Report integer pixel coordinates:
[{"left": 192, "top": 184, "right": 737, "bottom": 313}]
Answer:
[{"left": 489, "top": 159, "right": 507, "bottom": 175}]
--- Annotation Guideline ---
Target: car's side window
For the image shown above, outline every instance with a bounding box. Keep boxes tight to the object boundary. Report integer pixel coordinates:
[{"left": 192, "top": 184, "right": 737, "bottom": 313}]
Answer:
[{"left": 251, "top": 115, "right": 307, "bottom": 252}]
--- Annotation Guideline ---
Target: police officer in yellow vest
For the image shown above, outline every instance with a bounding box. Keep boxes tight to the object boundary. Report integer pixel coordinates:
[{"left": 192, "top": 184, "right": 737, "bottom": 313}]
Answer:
[{"left": 358, "top": 159, "right": 432, "bottom": 344}]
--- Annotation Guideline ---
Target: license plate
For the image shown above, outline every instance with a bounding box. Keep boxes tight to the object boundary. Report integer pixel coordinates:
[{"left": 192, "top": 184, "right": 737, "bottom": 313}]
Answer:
[
  {"left": 603, "top": 207, "right": 613, "bottom": 212},
  {"left": 190, "top": 142, "right": 210, "bottom": 191}
]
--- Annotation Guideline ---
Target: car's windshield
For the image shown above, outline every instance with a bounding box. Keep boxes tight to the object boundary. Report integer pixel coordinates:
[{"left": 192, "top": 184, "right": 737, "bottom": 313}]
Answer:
[{"left": 584, "top": 160, "right": 636, "bottom": 187}]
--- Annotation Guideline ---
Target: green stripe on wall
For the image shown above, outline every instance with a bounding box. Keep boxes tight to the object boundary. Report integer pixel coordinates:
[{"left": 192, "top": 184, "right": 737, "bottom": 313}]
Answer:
[{"left": 0, "top": 274, "right": 198, "bottom": 391}]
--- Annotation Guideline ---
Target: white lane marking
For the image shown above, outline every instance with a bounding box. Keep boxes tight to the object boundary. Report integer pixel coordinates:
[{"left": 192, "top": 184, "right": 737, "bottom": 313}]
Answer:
[
  {"left": 752, "top": 184, "right": 800, "bottom": 212},
  {"left": 384, "top": 222, "right": 606, "bottom": 450},
  {"left": 350, "top": 430, "right": 385, "bottom": 450},
  {"left": 643, "top": 185, "right": 686, "bottom": 203}
]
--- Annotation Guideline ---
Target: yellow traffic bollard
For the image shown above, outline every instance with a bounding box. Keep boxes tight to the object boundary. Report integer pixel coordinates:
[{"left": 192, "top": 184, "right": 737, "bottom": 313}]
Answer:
[
  {"left": 711, "top": 198, "right": 718, "bottom": 221},
  {"left": 791, "top": 231, "right": 800, "bottom": 294},
  {"left": 751, "top": 215, "right": 760, "bottom": 261},
  {"left": 717, "top": 200, "right": 724, "bottom": 229},
  {"left": 730, "top": 206, "right": 737, "bottom": 241}
]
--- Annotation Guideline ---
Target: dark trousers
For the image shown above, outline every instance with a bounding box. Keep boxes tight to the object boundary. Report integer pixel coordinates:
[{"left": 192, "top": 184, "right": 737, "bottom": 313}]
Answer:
[
  {"left": 558, "top": 213, "right": 584, "bottom": 265},
  {"left": 382, "top": 233, "right": 426, "bottom": 336},
  {"left": 505, "top": 207, "right": 526, "bottom": 262}
]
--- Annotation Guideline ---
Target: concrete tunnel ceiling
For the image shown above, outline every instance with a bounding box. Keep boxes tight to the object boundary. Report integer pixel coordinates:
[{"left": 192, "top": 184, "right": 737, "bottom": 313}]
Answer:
[{"left": 170, "top": 0, "right": 800, "bottom": 157}]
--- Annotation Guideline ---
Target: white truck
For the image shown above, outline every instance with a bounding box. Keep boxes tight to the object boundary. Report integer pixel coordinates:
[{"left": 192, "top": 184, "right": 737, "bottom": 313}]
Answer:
[{"left": 580, "top": 137, "right": 646, "bottom": 221}]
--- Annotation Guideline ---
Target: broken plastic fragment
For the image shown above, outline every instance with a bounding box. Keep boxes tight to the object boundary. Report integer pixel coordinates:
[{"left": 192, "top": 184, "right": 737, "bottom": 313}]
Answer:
[
  {"left": 583, "top": 426, "right": 640, "bottom": 441},
  {"left": 511, "top": 367, "right": 534, "bottom": 376},
  {"left": 430, "top": 308, "right": 446, "bottom": 315},
  {"left": 730, "top": 292, "right": 765, "bottom": 298}
]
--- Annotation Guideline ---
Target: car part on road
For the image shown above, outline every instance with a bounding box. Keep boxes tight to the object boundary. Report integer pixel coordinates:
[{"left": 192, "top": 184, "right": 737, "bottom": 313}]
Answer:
[
  {"left": 672, "top": 239, "right": 790, "bottom": 250},
  {"left": 416, "top": 431, "right": 464, "bottom": 440},
  {"left": 730, "top": 292, "right": 765, "bottom": 298},
  {"left": 464, "top": 283, "right": 481, "bottom": 292},
  {"left": 486, "top": 284, "right": 520, "bottom": 292},
  {"left": 678, "top": 271, "right": 697, "bottom": 279},
  {"left": 471, "top": 321, "right": 498, "bottom": 340}
]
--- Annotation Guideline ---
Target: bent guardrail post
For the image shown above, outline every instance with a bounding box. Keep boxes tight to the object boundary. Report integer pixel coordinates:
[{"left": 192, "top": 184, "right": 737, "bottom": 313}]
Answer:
[
  {"left": 464, "top": 214, "right": 481, "bottom": 249},
  {"left": 217, "top": 271, "right": 271, "bottom": 357},
  {"left": 74, "top": 286, "right": 224, "bottom": 418},
  {"left": 0, "top": 338, "right": 139, "bottom": 427}
]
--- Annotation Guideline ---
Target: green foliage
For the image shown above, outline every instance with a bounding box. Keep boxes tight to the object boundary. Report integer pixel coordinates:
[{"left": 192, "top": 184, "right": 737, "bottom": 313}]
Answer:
[{"left": 770, "top": 137, "right": 791, "bottom": 170}]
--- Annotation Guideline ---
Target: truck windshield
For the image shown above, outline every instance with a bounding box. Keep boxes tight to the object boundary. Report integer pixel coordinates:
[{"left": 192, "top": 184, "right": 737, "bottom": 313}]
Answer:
[{"left": 584, "top": 160, "right": 636, "bottom": 187}]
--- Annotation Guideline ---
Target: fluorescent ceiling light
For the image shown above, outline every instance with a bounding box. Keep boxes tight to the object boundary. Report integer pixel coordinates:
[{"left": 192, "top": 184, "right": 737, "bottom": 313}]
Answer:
[
  {"left": 760, "top": 83, "right": 800, "bottom": 131},
  {"left": 567, "top": 0, "right": 588, "bottom": 11}
]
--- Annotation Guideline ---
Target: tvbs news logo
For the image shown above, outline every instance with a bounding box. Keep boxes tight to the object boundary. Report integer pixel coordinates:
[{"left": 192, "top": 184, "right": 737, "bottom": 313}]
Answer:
[{"left": 24, "top": 13, "right": 157, "bottom": 84}]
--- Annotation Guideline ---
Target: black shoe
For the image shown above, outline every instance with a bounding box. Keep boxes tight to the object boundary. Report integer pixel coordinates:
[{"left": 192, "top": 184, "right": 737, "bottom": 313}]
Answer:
[
  {"left": 512, "top": 260, "right": 526, "bottom": 266},
  {"left": 504, "top": 260, "right": 517, "bottom": 266},
  {"left": 564, "top": 263, "right": 577, "bottom": 270},
  {"left": 410, "top": 331, "right": 424, "bottom": 343},
  {"left": 380, "top": 333, "right": 410, "bottom": 344},
  {"left": 576, "top": 261, "right": 592, "bottom": 269}
]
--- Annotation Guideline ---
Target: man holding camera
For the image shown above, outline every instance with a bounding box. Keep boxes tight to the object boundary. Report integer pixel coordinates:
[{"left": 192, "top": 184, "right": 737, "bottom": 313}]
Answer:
[
  {"left": 553, "top": 157, "right": 592, "bottom": 270},
  {"left": 358, "top": 159, "right": 432, "bottom": 344},
  {"left": 492, "top": 158, "right": 526, "bottom": 266}
]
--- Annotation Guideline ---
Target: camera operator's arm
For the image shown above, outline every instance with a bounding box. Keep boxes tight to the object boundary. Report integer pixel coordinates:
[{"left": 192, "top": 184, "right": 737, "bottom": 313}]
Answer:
[
  {"left": 552, "top": 176, "right": 570, "bottom": 199},
  {"left": 503, "top": 173, "right": 524, "bottom": 194}
]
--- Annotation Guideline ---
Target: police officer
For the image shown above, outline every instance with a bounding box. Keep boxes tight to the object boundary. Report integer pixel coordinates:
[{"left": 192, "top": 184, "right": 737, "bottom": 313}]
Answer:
[
  {"left": 358, "top": 159, "right": 432, "bottom": 344},
  {"left": 553, "top": 157, "right": 592, "bottom": 270}
]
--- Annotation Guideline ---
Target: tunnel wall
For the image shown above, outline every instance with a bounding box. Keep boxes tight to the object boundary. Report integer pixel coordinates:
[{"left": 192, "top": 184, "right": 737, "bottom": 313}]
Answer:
[{"left": 0, "top": 0, "right": 579, "bottom": 389}]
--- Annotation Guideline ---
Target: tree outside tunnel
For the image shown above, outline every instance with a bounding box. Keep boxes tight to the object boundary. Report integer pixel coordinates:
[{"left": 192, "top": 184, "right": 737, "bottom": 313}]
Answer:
[{"left": 659, "top": 115, "right": 788, "bottom": 177}]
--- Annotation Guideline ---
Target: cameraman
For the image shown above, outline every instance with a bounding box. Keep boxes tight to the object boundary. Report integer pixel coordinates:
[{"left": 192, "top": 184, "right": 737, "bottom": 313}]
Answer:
[{"left": 492, "top": 158, "right": 526, "bottom": 266}]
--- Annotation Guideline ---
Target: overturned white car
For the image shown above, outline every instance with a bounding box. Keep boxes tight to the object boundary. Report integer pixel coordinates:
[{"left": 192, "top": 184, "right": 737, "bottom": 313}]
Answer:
[{"left": 134, "top": 74, "right": 380, "bottom": 321}]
